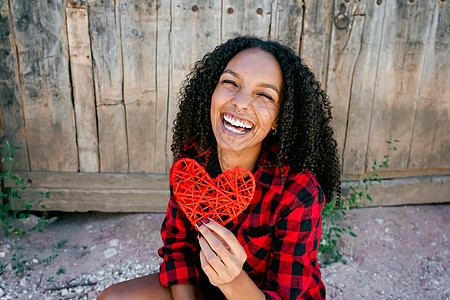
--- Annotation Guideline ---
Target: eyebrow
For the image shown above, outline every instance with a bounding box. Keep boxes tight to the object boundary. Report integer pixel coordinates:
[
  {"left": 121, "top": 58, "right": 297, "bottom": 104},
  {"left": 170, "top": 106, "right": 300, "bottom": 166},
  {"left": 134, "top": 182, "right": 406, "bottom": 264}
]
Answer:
[{"left": 222, "top": 69, "right": 280, "bottom": 95}]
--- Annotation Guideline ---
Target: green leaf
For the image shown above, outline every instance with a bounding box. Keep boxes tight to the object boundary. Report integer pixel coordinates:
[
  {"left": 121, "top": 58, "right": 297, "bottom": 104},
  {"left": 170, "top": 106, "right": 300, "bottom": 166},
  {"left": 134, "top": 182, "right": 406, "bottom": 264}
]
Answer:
[{"left": 349, "top": 231, "right": 357, "bottom": 237}]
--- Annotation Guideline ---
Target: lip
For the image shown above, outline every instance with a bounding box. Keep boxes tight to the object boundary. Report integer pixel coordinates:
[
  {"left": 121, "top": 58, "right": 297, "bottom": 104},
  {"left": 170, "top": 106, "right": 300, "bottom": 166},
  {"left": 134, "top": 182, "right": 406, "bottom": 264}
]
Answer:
[{"left": 220, "top": 112, "right": 254, "bottom": 137}]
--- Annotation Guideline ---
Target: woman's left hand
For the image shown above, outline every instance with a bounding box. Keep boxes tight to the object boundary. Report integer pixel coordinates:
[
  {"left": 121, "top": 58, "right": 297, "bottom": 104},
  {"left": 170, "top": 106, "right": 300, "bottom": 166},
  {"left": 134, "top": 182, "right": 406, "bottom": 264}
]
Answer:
[{"left": 196, "top": 218, "right": 247, "bottom": 287}]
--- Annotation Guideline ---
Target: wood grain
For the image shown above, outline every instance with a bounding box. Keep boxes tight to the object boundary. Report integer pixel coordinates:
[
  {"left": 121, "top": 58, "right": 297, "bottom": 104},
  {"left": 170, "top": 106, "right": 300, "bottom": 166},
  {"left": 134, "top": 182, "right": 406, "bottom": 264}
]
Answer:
[
  {"left": 14, "top": 189, "right": 169, "bottom": 212},
  {"left": 155, "top": 0, "right": 171, "bottom": 173},
  {"left": 88, "top": 0, "right": 129, "bottom": 172},
  {"left": 367, "top": 0, "right": 436, "bottom": 171},
  {"left": 10, "top": 171, "right": 168, "bottom": 190},
  {"left": 326, "top": 1, "right": 361, "bottom": 164},
  {"left": 341, "top": 1, "right": 387, "bottom": 175},
  {"left": 120, "top": 1, "right": 158, "bottom": 173},
  {"left": 301, "top": 0, "right": 333, "bottom": 85},
  {"left": 167, "top": 0, "right": 222, "bottom": 166},
  {"left": 270, "top": 0, "right": 303, "bottom": 54},
  {"left": 409, "top": 1, "right": 450, "bottom": 170},
  {"left": 0, "top": 2, "right": 29, "bottom": 170},
  {"left": 10, "top": 0, "right": 77, "bottom": 171},
  {"left": 222, "top": 0, "right": 272, "bottom": 41},
  {"left": 66, "top": 7, "right": 99, "bottom": 172}
]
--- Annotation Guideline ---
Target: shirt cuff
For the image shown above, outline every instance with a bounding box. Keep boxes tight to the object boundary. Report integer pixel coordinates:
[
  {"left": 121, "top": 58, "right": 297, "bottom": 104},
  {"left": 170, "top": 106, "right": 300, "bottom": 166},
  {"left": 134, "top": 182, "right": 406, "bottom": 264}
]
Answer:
[{"left": 159, "top": 260, "right": 199, "bottom": 287}]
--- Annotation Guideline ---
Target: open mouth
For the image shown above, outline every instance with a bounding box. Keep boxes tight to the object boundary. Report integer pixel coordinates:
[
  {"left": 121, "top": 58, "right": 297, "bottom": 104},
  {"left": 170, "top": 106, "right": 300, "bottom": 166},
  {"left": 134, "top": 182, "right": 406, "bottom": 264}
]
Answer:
[{"left": 222, "top": 113, "right": 253, "bottom": 135}]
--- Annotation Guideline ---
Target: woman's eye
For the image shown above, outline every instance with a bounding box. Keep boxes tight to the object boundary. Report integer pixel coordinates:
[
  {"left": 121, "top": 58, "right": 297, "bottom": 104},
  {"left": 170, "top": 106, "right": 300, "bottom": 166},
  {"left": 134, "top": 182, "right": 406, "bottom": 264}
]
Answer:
[
  {"left": 222, "top": 79, "right": 238, "bottom": 87},
  {"left": 258, "top": 93, "right": 274, "bottom": 101}
]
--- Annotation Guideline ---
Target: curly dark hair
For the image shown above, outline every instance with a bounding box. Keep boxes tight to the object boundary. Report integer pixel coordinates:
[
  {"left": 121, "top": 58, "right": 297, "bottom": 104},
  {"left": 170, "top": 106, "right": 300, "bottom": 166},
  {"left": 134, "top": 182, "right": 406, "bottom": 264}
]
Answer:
[{"left": 171, "top": 36, "right": 341, "bottom": 203}]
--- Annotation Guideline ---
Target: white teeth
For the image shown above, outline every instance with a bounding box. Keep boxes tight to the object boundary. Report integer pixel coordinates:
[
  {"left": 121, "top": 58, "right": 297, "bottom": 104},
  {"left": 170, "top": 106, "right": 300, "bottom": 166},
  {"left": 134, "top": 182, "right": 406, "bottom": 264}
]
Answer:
[
  {"left": 224, "top": 122, "right": 246, "bottom": 134},
  {"left": 223, "top": 114, "right": 253, "bottom": 129}
]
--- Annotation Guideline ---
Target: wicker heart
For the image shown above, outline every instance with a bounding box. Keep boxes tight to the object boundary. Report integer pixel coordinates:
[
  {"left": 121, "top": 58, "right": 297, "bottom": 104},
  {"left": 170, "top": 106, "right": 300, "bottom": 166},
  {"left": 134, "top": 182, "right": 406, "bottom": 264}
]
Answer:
[{"left": 171, "top": 158, "right": 255, "bottom": 228}]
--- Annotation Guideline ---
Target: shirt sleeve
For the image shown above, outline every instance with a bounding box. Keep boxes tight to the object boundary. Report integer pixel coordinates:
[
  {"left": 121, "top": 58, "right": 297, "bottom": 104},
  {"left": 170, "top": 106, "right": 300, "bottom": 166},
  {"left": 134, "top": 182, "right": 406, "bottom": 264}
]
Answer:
[
  {"left": 158, "top": 189, "right": 200, "bottom": 287},
  {"left": 260, "top": 176, "right": 325, "bottom": 300}
]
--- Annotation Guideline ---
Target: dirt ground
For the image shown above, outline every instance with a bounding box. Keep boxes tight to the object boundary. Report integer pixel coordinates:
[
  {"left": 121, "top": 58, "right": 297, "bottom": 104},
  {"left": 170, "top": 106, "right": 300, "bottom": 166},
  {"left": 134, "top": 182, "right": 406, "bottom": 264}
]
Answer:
[{"left": 0, "top": 203, "right": 448, "bottom": 300}]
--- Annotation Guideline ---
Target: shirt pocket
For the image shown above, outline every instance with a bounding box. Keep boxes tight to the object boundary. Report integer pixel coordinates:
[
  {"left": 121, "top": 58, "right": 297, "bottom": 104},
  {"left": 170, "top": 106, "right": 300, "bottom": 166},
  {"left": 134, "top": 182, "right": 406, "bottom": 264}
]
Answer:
[{"left": 238, "top": 230, "right": 273, "bottom": 275}]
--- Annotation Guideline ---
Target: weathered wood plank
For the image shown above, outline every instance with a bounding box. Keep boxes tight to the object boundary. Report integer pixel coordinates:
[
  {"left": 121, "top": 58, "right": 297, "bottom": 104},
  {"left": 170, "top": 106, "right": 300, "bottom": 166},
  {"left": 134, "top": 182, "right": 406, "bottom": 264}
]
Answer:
[
  {"left": 326, "top": 1, "right": 361, "bottom": 164},
  {"left": 87, "top": 0, "right": 128, "bottom": 172},
  {"left": 156, "top": 0, "right": 171, "bottom": 172},
  {"left": 0, "top": 1, "right": 29, "bottom": 170},
  {"left": 10, "top": 174, "right": 449, "bottom": 212},
  {"left": 222, "top": 0, "right": 272, "bottom": 41},
  {"left": 345, "top": 175, "right": 450, "bottom": 207},
  {"left": 270, "top": 0, "right": 303, "bottom": 53},
  {"left": 341, "top": 1, "right": 387, "bottom": 175},
  {"left": 409, "top": 1, "right": 450, "bottom": 170},
  {"left": 97, "top": 105, "right": 128, "bottom": 172},
  {"left": 9, "top": 171, "right": 169, "bottom": 190},
  {"left": 367, "top": 0, "right": 435, "bottom": 171},
  {"left": 301, "top": 0, "right": 333, "bottom": 85},
  {"left": 120, "top": 1, "right": 158, "bottom": 173},
  {"left": 66, "top": 7, "right": 99, "bottom": 172},
  {"left": 10, "top": 0, "right": 77, "bottom": 171},
  {"left": 167, "top": 0, "right": 222, "bottom": 166},
  {"left": 13, "top": 189, "right": 170, "bottom": 212}
]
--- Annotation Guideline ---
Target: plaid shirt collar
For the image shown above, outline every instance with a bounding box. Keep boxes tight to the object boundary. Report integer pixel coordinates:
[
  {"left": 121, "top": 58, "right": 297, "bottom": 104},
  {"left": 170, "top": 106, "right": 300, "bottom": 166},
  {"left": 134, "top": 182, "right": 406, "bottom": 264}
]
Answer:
[{"left": 186, "top": 144, "right": 289, "bottom": 195}]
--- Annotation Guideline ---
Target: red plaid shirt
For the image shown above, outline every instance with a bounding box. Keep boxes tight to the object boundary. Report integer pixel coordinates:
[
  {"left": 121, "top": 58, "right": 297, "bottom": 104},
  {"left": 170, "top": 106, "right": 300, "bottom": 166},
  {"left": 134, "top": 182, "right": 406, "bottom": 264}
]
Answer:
[{"left": 159, "top": 145, "right": 326, "bottom": 299}]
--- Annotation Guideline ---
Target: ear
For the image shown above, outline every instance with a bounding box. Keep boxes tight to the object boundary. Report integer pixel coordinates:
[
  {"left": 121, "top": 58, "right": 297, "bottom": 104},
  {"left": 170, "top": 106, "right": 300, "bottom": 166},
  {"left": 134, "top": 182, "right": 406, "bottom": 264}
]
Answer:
[{"left": 271, "top": 117, "right": 279, "bottom": 130}]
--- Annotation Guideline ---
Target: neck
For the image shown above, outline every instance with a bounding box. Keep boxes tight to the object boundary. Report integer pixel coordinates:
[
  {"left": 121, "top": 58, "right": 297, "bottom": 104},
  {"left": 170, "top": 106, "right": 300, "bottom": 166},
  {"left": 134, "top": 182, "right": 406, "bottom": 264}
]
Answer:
[{"left": 217, "top": 144, "right": 261, "bottom": 172}]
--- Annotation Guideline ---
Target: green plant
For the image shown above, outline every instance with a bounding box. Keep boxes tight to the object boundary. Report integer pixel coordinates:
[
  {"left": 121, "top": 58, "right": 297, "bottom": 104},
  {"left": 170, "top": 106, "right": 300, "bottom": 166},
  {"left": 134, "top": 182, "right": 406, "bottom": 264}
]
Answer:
[
  {"left": 36, "top": 240, "right": 68, "bottom": 265},
  {"left": 10, "top": 239, "right": 27, "bottom": 274},
  {"left": 56, "top": 266, "right": 65, "bottom": 275},
  {"left": 319, "top": 139, "right": 399, "bottom": 265},
  {"left": 0, "top": 141, "right": 48, "bottom": 237}
]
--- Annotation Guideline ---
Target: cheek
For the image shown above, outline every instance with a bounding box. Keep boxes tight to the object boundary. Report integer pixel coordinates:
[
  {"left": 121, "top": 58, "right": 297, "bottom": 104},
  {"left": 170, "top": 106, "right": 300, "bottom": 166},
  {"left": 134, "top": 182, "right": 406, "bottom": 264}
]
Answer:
[{"left": 254, "top": 102, "right": 279, "bottom": 128}]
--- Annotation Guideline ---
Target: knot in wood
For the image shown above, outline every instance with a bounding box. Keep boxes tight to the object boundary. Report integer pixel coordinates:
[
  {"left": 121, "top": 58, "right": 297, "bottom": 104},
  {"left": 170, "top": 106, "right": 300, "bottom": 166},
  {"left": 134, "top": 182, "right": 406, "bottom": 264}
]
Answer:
[{"left": 256, "top": 8, "right": 263, "bottom": 15}]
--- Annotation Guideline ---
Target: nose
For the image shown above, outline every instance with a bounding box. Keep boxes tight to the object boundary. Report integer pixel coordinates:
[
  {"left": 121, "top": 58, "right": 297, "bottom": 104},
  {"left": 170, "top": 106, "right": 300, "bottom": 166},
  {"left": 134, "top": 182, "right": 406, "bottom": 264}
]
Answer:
[{"left": 232, "top": 90, "right": 250, "bottom": 113}]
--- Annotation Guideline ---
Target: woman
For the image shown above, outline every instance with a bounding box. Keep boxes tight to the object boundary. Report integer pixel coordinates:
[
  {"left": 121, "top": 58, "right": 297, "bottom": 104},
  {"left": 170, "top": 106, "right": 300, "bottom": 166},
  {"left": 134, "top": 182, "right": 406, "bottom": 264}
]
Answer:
[{"left": 99, "top": 36, "right": 341, "bottom": 300}]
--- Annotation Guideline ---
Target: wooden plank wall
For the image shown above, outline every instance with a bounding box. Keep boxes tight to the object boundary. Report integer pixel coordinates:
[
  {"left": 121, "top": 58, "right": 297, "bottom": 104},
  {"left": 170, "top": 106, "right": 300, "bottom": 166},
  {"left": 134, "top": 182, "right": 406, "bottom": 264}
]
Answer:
[{"left": 1, "top": 0, "right": 449, "bottom": 211}]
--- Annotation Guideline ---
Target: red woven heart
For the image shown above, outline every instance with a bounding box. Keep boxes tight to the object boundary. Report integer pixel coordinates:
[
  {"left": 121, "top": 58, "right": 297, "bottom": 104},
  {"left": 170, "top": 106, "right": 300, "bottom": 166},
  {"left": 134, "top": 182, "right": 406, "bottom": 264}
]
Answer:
[{"left": 171, "top": 158, "right": 255, "bottom": 228}]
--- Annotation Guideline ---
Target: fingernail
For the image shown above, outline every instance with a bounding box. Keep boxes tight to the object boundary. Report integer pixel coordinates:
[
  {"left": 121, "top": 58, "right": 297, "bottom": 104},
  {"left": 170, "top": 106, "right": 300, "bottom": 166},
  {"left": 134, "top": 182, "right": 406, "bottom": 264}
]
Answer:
[
  {"left": 202, "top": 218, "right": 210, "bottom": 224},
  {"left": 196, "top": 220, "right": 203, "bottom": 228}
]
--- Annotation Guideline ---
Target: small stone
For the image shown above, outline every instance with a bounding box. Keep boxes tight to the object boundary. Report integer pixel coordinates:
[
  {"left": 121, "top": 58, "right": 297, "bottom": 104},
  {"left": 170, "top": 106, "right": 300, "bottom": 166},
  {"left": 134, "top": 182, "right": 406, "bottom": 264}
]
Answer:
[
  {"left": 431, "top": 242, "right": 437, "bottom": 246},
  {"left": 32, "top": 258, "right": 39, "bottom": 264},
  {"left": 90, "top": 245, "right": 97, "bottom": 251},
  {"left": 375, "top": 218, "right": 384, "bottom": 225},
  {"left": 88, "top": 290, "right": 97, "bottom": 298},
  {"left": 19, "top": 214, "right": 40, "bottom": 226},
  {"left": 104, "top": 248, "right": 118, "bottom": 258},
  {"left": 20, "top": 277, "right": 27, "bottom": 287},
  {"left": 135, "top": 264, "right": 143, "bottom": 270},
  {"left": 61, "top": 288, "right": 68, "bottom": 296},
  {"left": 108, "top": 239, "right": 119, "bottom": 247},
  {"left": 0, "top": 252, "right": 5, "bottom": 258},
  {"left": 0, "top": 287, "right": 4, "bottom": 297},
  {"left": 98, "top": 270, "right": 105, "bottom": 275}
]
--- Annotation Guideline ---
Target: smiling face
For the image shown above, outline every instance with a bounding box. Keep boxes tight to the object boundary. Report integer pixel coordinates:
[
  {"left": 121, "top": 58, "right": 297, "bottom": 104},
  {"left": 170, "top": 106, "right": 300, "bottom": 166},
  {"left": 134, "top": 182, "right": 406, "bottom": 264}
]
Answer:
[{"left": 210, "top": 48, "right": 283, "bottom": 156}]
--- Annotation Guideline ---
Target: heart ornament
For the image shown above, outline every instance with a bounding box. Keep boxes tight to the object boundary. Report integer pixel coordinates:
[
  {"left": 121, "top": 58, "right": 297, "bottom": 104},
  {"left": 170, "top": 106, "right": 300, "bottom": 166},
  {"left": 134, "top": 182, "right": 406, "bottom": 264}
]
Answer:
[{"left": 171, "top": 158, "right": 255, "bottom": 228}]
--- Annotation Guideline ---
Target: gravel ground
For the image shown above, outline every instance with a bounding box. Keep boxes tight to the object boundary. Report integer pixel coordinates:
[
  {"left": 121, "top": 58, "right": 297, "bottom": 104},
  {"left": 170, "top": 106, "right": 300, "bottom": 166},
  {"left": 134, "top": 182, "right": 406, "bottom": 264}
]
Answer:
[{"left": 0, "top": 204, "right": 448, "bottom": 299}]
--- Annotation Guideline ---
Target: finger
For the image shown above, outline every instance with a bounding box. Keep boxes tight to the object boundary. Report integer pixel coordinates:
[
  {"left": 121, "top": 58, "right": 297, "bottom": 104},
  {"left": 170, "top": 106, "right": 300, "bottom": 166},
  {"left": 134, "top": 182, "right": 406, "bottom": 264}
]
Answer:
[
  {"left": 199, "top": 250, "right": 220, "bottom": 286},
  {"left": 198, "top": 235, "right": 226, "bottom": 271},
  {"left": 196, "top": 221, "right": 232, "bottom": 259},
  {"left": 201, "top": 218, "right": 246, "bottom": 257}
]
